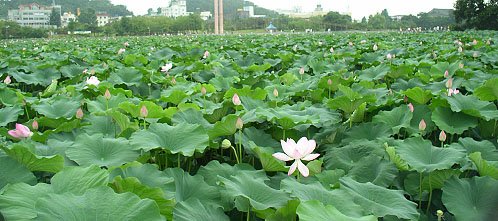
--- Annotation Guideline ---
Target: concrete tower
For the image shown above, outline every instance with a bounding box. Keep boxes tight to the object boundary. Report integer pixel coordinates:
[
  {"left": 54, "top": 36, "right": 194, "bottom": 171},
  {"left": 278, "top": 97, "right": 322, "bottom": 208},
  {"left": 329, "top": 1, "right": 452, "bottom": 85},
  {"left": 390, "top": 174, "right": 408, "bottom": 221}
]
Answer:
[{"left": 214, "top": 0, "right": 223, "bottom": 34}]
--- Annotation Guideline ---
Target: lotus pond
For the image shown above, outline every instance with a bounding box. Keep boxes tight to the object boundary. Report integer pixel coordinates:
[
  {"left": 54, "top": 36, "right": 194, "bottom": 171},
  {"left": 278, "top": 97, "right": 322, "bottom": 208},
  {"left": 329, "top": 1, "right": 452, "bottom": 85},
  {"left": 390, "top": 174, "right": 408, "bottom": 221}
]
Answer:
[{"left": 1, "top": 31, "right": 498, "bottom": 220}]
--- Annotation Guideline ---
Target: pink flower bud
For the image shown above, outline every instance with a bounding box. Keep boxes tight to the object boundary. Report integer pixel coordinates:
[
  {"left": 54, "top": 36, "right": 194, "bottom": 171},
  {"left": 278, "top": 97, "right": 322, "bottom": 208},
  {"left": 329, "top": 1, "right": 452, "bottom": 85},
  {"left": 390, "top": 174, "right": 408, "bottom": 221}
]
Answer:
[
  {"left": 444, "top": 70, "right": 449, "bottom": 78},
  {"left": 104, "top": 89, "right": 111, "bottom": 100},
  {"left": 8, "top": 123, "right": 33, "bottom": 139},
  {"left": 327, "top": 79, "right": 332, "bottom": 85},
  {"left": 140, "top": 105, "right": 148, "bottom": 118},
  {"left": 408, "top": 103, "right": 414, "bottom": 112},
  {"left": 458, "top": 46, "right": 462, "bottom": 53},
  {"left": 32, "top": 120, "right": 38, "bottom": 130},
  {"left": 373, "top": 44, "right": 378, "bottom": 51},
  {"left": 349, "top": 42, "right": 353, "bottom": 46},
  {"left": 472, "top": 39, "right": 477, "bottom": 45},
  {"left": 236, "top": 117, "right": 243, "bottom": 130},
  {"left": 445, "top": 78, "right": 453, "bottom": 88},
  {"left": 299, "top": 67, "right": 305, "bottom": 75},
  {"left": 201, "top": 87, "right": 207, "bottom": 95},
  {"left": 171, "top": 78, "right": 176, "bottom": 84},
  {"left": 330, "top": 47, "right": 334, "bottom": 53},
  {"left": 473, "top": 52, "right": 478, "bottom": 57},
  {"left": 439, "top": 130, "right": 446, "bottom": 142},
  {"left": 232, "top": 93, "right": 241, "bottom": 106},
  {"left": 387, "top": 53, "right": 392, "bottom": 60},
  {"left": 273, "top": 88, "right": 279, "bottom": 97},
  {"left": 419, "top": 119, "right": 426, "bottom": 131},
  {"left": 76, "top": 108, "right": 83, "bottom": 119},
  {"left": 4, "top": 75, "right": 11, "bottom": 84},
  {"left": 459, "top": 63, "right": 464, "bottom": 69}
]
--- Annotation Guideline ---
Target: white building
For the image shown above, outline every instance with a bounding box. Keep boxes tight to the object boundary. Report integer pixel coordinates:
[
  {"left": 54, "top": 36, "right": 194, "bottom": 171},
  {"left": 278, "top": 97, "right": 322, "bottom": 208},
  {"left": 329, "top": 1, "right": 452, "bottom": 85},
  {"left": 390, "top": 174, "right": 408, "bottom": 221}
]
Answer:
[
  {"left": 243, "top": 6, "right": 254, "bottom": 17},
  {"left": 200, "top": 11, "right": 212, "bottom": 21},
  {"left": 160, "top": 0, "right": 188, "bottom": 18},
  {"left": 8, "top": 3, "right": 54, "bottom": 28},
  {"left": 61, "top": 12, "right": 76, "bottom": 27},
  {"left": 96, "top": 13, "right": 110, "bottom": 26}
]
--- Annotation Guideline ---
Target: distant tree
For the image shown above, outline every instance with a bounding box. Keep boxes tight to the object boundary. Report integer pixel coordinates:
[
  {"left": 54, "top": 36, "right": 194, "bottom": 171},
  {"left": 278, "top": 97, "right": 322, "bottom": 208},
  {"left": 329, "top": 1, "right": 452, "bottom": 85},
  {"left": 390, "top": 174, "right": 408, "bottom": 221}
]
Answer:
[
  {"left": 454, "top": 0, "right": 497, "bottom": 30},
  {"left": 78, "top": 8, "right": 97, "bottom": 25},
  {"left": 381, "top": 9, "right": 392, "bottom": 22},
  {"left": 49, "top": 8, "right": 61, "bottom": 27},
  {"left": 147, "top": 8, "right": 153, "bottom": 15},
  {"left": 368, "top": 13, "right": 388, "bottom": 29},
  {"left": 361, "top": 16, "right": 367, "bottom": 23}
]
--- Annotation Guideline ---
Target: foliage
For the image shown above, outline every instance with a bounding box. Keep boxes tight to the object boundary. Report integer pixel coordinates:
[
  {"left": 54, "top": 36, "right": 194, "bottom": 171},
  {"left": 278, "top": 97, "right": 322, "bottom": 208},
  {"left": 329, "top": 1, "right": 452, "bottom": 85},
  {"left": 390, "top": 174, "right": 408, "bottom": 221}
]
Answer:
[{"left": 453, "top": 0, "right": 498, "bottom": 30}]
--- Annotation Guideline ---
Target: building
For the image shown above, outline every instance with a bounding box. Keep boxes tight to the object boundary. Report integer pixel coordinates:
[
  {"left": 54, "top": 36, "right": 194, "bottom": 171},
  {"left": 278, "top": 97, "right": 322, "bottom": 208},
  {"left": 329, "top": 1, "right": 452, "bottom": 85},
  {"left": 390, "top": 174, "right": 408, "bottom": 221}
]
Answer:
[
  {"left": 236, "top": 6, "right": 266, "bottom": 18},
  {"left": 391, "top": 15, "right": 404, "bottom": 21},
  {"left": 199, "top": 11, "right": 212, "bottom": 21},
  {"left": 160, "top": 0, "right": 188, "bottom": 18},
  {"left": 289, "top": 4, "right": 328, "bottom": 18},
  {"left": 61, "top": 12, "right": 76, "bottom": 27},
  {"left": 427, "top": 8, "right": 453, "bottom": 17},
  {"left": 96, "top": 13, "right": 110, "bottom": 27},
  {"left": 7, "top": 3, "right": 55, "bottom": 28}
]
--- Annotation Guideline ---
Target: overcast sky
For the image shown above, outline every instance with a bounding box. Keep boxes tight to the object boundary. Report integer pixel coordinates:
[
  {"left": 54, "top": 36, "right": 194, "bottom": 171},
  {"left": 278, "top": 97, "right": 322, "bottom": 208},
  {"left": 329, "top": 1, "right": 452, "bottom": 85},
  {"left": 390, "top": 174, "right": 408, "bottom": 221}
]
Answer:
[{"left": 110, "top": 0, "right": 456, "bottom": 20}]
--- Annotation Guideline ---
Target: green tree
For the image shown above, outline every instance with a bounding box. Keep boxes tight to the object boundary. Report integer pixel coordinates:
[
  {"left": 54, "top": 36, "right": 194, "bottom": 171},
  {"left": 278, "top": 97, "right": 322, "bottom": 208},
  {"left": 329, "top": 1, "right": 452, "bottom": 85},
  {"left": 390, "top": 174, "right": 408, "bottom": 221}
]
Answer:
[
  {"left": 454, "top": 0, "right": 497, "bottom": 30},
  {"left": 78, "top": 8, "right": 97, "bottom": 25},
  {"left": 368, "top": 13, "right": 388, "bottom": 29},
  {"left": 49, "top": 8, "right": 61, "bottom": 27},
  {"left": 381, "top": 9, "right": 392, "bottom": 22}
]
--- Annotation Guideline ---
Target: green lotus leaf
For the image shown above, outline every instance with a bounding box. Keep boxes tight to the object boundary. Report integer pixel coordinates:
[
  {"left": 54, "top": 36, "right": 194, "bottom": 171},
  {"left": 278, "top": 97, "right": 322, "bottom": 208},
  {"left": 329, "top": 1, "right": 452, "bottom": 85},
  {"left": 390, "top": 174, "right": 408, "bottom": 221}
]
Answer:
[
  {"left": 469, "top": 152, "right": 498, "bottom": 179},
  {"left": 108, "top": 110, "right": 138, "bottom": 133},
  {"left": 396, "top": 137, "right": 465, "bottom": 173},
  {"left": 160, "top": 90, "right": 189, "bottom": 105},
  {"left": 86, "top": 92, "right": 128, "bottom": 114},
  {"left": 431, "top": 107, "right": 478, "bottom": 134},
  {"left": 224, "top": 87, "right": 267, "bottom": 101},
  {"left": 0, "top": 156, "right": 36, "bottom": 190},
  {"left": 402, "top": 87, "right": 432, "bottom": 104},
  {"left": 449, "top": 137, "right": 498, "bottom": 161},
  {"left": 474, "top": 78, "right": 498, "bottom": 101},
  {"left": 265, "top": 200, "right": 299, "bottom": 221},
  {"left": 108, "top": 67, "right": 143, "bottom": 86},
  {"left": 442, "top": 176, "right": 498, "bottom": 221},
  {"left": 130, "top": 123, "right": 209, "bottom": 156},
  {"left": 66, "top": 133, "right": 139, "bottom": 168},
  {"left": 197, "top": 161, "right": 268, "bottom": 187},
  {"left": 308, "top": 59, "right": 327, "bottom": 74},
  {"left": 253, "top": 146, "right": 287, "bottom": 172},
  {"left": 220, "top": 172, "right": 290, "bottom": 211},
  {"left": 429, "top": 62, "right": 459, "bottom": 77},
  {"left": 357, "top": 64, "right": 390, "bottom": 81},
  {"left": 315, "top": 169, "right": 345, "bottom": 189},
  {"left": 386, "top": 145, "right": 410, "bottom": 170},
  {"left": 342, "top": 122, "right": 393, "bottom": 143},
  {"left": 281, "top": 178, "right": 364, "bottom": 218},
  {"left": 32, "top": 99, "right": 80, "bottom": 119},
  {"left": 81, "top": 115, "right": 119, "bottom": 136},
  {"left": 35, "top": 186, "right": 162, "bottom": 221},
  {"left": 372, "top": 105, "right": 413, "bottom": 134},
  {"left": 0, "top": 106, "right": 23, "bottom": 127},
  {"left": 119, "top": 101, "right": 165, "bottom": 118},
  {"left": 110, "top": 176, "right": 176, "bottom": 219},
  {"left": 10, "top": 67, "right": 60, "bottom": 86},
  {"left": 1, "top": 144, "right": 64, "bottom": 173},
  {"left": 207, "top": 114, "right": 238, "bottom": 140},
  {"left": 348, "top": 155, "right": 398, "bottom": 187},
  {"left": 325, "top": 140, "right": 385, "bottom": 172},
  {"left": 297, "top": 200, "right": 377, "bottom": 221},
  {"left": 421, "top": 169, "right": 461, "bottom": 190},
  {"left": 164, "top": 168, "right": 220, "bottom": 205},
  {"left": 173, "top": 198, "right": 229, "bottom": 221},
  {"left": 407, "top": 104, "right": 434, "bottom": 135},
  {"left": 51, "top": 165, "right": 109, "bottom": 195},
  {"left": 340, "top": 177, "right": 419, "bottom": 220},
  {"left": 0, "top": 182, "right": 52, "bottom": 220},
  {"left": 236, "top": 126, "right": 280, "bottom": 154},
  {"left": 59, "top": 64, "right": 86, "bottom": 78},
  {"left": 445, "top": 93, "right": 498, "bottom": 121},
  {"left": 0, "top": 86, "right": 19, "bottom": 106},
  {"left": 172, "top": 108, "right": 213, "bottom": 130}
]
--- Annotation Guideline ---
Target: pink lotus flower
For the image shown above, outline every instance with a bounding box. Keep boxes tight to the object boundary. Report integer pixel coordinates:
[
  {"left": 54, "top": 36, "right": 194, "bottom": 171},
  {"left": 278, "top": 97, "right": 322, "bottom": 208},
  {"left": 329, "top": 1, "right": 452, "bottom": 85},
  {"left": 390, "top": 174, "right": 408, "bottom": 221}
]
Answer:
[
  {"left": 419, "top": 119, "right": 426, "bottom": 131},
  {"left": 444, "top": 70, "right": 449, "bottom": 78},
  {"left": 360, "top": 40, "right": 366, "bottom": 43},
  {"left": 8, "top": 123, "right": 34, "bottom": 139},
  {"left": 472, "top": 39, "right": 477, "bottom": 45},
  {"left": 273, "top": 88, "right": 279, "bottom": 97},
  {"left": 330, "top": 47, "right": 334, "bottom": 53},
  {"left": 32, "top": 120, "right": 38, "bottom": 130},
  {"left": 299, "top": 67, "right": 305, "bottom": 75},
  {"left": 236, "top": 117, "right": 243, "bottom": 130},
  {"left": 4, "top": 75, "right": 11, "bottom": 84},
  {"left": 76, "top": 108, "right": 84, "bottom": 119},
  {"left": 445, "top": 78, "right": 453, "bottom": 88},
  {"left": 201, "top": 87, "right": 207, "bottom": 95},
  {"left": 448, "top": 88, "right": 460, "bottom": 96},
  {"left": 232, "top": 93, "right": 241, "bottom": 106},
  {"left": 387, "top": 53, "right": 392, "bottom": 60},
  {"left": 104, "top": 89, "right": 111, "bottom": 100},
  {"left": 459, "top": 63, "right": 464, "bottom": 68},
  {"left": 171, "top": 78, "right": 176, "bottom": 84},
  {"left": 473, "top": 52, "right": 478, "bottom": 57},
  {"left": 161, "top": 63, "right": 173, "bottom": 72},
  {"left": 348, "top": 42, "right": 353, "bottom": 46},
  {"left": 203, "top": 51, "right": 209, "bottom": 59},
  {"left": 273, "top": 137, "right": 320, "bottom": 177},
  {"left": 439, "top": 130, "right": 446, "bottom": 142},
  {"left": 408, "top": 103, "right": 414, "bottom": 112},
  {"left": 124, "top": 42, "right": 129, "bottom": 47},
  {"left": 327, "top": 79, "right": 332, "bottom": 85},
  {"left": 458, "top": 46, "right": 463, "bottom": 53},
  {"left": 140, "top": 105, "right": 148, "bottom": 118},
  {"left": 118, "top": 48, "right": 125, "bottom": 55},
  {"left": 86, "top": 76, "right": 100, "bottom": 87},
  {"left": 318, "top": 41, "right": 323, "bottom": 46},
  {"left": 373, "top": 44, "right": 378, "bottom": 51}
]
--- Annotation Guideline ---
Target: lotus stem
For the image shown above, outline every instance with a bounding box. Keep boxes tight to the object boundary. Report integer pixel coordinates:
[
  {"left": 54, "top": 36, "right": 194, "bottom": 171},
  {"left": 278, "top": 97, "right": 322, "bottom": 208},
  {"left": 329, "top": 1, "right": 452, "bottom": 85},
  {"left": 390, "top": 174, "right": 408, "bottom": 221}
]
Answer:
[
  {"left": 203, "top": 95, "right": 206, "bottom": 114},
  {"left": 297, "top": 172, "right": 300, "bottom": 183},
  {"left": 426, "top": 173, "right": 433, "bottom": 216},
  {"left": 178, "top": 154, "right": 181, "bottom": 168},
  {"left": 418, "top": 173, "right": 422, "bottom": 209},
  {"left": 238, "top": 130, "right": 242, "bottom": 163},
  {"left": 143, "top": 117, "right": 147, "bottom": 130},
  {"left": 230, "top": 145, "right": 240, "bottom": 164},
  {"left": 283, "top": 129, "right": 286, "bottom": 140},
  {"left": 24, "top": 105, "right": 30, "bottom": 120}
]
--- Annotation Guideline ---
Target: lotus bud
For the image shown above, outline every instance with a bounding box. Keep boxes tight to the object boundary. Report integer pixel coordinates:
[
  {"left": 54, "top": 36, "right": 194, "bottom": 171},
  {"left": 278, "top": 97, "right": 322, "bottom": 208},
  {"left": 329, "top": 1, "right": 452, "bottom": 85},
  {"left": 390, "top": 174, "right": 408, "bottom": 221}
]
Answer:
[
  {"left": 32, "top": 120, "right": 38, "bottom": 130},
  {"left": 171, "top": 78, "right": 176, "bottom": 84},
  {"left": 124, "top": 42, "right": 129, "bottom": 47},
  {"left": 201, "top": 87, "right": 207, "bottom": 95},
  {"left": 445, "top": 78, "right": 453, "bottom": 88},
  {"left": 487, "top": 40, "right": 490, "bottom": 45},
  {"left": 299, "top": 67, "right": 305, "bottom": 75},
  {"left": 273, "top": 88, "right": 279, "bottom": 97},
  {"left": 104, "top": 89, "right": 111, "bottom": 100},
  {"left": 373, "top": 44, "right": 378, "bottom": 51},
  {"left": 387, "top": 53, "right": 392, "bottom": 60},
  {"left": 221, "top": 139, "right": 232, "bottom": 149},
  {"left": 236, "top": 117, "right": 243, "bottom": 130},
  {"left": 203, "top": 50, "right": 209, "bottom": 59},
  {"left": 408, "top": 103, "right": 414, "bottom": 112},
  {"left": 459, "top": 63, "right": 464, "bottom": 68},
  {"left": 436, "top": 210, "right": 444, "bottom": 219},
  {"left": 444, "top": 70, "right": 449, "bottom": 78},
  {"left": 22, "top": 100, "right": 26, "bottom": 105},
  {"left": 472, "top": 39, "right": 477, "bottom": 45},
  {"left": 76, "top": 108, "right": 84, "bottom": 119},
  {"left": 458, "top": 46, "right": 462, "bottom": 53},
  {"left": 140, "top": 105, "right": 148, "bottom": 118},
  {"left": 4, "top": 75, "right": 11, "bottom": 84},
  {"left": 473, "top": 52, "right": 478, "bottom": 57},
  {"left": 232, "top": 93, "right": 241, "bottom": 106},
  {"left": 439, "top": 130, "right": 446, "bottom": 142},
  {"left": 330, "top": 47, "right": 334, "bottom": 53},
  {"left": 419, "top": 119, "right": 426, "bottom": 131},
  {"left": 327, "top": 79, "right": 332, "bottom": 86},
  {"left": 349, "top": 42, "right": 353, "bottom": 46}
]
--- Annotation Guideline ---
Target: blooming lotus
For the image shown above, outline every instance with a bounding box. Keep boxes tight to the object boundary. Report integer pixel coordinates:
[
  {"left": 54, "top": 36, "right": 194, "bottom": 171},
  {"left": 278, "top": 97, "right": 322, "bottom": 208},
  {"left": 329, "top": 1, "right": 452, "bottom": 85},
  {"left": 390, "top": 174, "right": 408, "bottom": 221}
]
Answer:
[
  {"left": 161, "top": 63, "right": 173, "bottom": 72},
  {"left": 8, "top": 123, "right": 34, "bottom": 139},
  {"left": 349, "top": 42, "right": 353, "bottom": 46},
  {"left": 330, "top": 47, "right": 334, "bottom": 53},
  {"left": 448, "top": 88, "right": 460, "bottom": 96},
  {"left": 118, "top": 48, "right": 125, "bottom": 55},
  {"left": 387, "top": 53, "right": 392, "bottom": 60},
  {"left": 124, "top": 42, "right": 129, "bottom": 47},
  {"left": 86, "top": 76, "right": 100, "bottom": 87},
  {"left": 273, "top": 137, "right": 320, "bottom": 177},
  {"left": 203, "top": 51, "right": 209, "bottom": 59}
]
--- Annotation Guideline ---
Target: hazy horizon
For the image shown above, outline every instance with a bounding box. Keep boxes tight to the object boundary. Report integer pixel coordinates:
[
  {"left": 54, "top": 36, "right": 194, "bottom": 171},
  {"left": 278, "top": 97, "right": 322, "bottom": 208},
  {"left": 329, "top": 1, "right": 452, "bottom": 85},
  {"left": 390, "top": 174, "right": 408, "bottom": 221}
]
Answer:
[{"left": 110, "top": 0, "right": 456, "bottom": 20}]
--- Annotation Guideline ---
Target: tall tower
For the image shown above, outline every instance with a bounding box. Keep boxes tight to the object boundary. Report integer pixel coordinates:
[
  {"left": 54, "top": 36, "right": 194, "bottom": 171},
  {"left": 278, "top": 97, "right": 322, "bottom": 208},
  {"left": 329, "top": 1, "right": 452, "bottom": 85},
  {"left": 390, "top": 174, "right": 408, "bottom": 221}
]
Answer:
[
  {"left": 219, "top": 0, "right": 223, "bottom": 34},
  {"left": 214, "top": 0, "right": 219, "bottom": 34},
  {"left": 213, "top": 0, "right": 223, "bottom": 34}
]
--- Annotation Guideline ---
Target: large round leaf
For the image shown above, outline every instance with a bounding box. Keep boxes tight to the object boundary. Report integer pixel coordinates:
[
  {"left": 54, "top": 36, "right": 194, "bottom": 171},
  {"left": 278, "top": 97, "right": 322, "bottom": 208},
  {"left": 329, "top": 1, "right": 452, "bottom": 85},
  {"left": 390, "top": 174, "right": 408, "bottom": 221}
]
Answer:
[
  {"left": 0, "top": 156, "right": 36, "bottom": 190},
  {"left": 431, "top": 107, "right": 478, "bottom": 135},
  {"left": 0, "top": 183, "right": 52, "bottom": 220},
  {"left": 130, "top": 123, "right": 209, "bottom": 156},
  {"left": 163, "top": 168, "right": 220, "bottom": 204},
  {"left": 173, "top": 198, "right": 229, "bottom": 221},
  {"left": 372, "top": 105, "right": 413, "bottom": 134},
  {"left": 35, "top": 186, "right": 162, "bottom": 221},
  {"left": 50, "top": 165, "right": 109, "bottom": 195},
  {"left": 474, "top": 78, "right": 498, "bottom": 101},
  {"left": 396, "top": 137, "right": 465, "bottom": 173},
  {"left": 108, "top": 67, "right": 143, "bottom": 86},
  {"left": 348, "top": 155, "right": 398, "bottom": 187},
  {"left": 340, "top": 177, "right": 419, "bottom": 220},
  {"left": 442, "top": 176, "right": 498, "bottom": 221},
  {"left": 445, "top": 93, "right": 498, "bottom": 121},
  {"left": 0, "top": 106, "right": 23, "bottom": 127},
  {"left": 1, "top": 144, "right": 64, "bottom": 173},
  {"left": 67, "top": 133, "right": 139, "bottom": 168},
  {"left": 342, "top": 122, "right": 392, "bottom": 143},
  {"left": 32, "top": 99, "right": 80, "bottom": 119},
  {"left": 297, "top": 200, "right": 377, "bottom": 221},
  {"left": 357, "top": 64, "right": 390, "bottom": 81}
]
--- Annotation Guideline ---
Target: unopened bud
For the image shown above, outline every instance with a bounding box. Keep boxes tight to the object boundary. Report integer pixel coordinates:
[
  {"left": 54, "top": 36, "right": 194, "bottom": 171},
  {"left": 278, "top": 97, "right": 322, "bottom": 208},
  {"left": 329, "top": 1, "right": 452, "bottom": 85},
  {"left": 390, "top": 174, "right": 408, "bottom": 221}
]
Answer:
[
  {"left": 76, "top": 108, "right": 84, "bottom": 119},
  {"left": 32, "top": 120, "right": 38, "bottom": 130},
  {"left": 140, "top": 105, "right": 148, "bottom": 118},
  {"left": 236, "top": 117, "right": 243, "bottom": 130},
  {"left": 221, "top": 139, "right": 232, "bottom": 149},
  {"left": 104, "top": 89, "right": 111, "bottom": 100}
]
